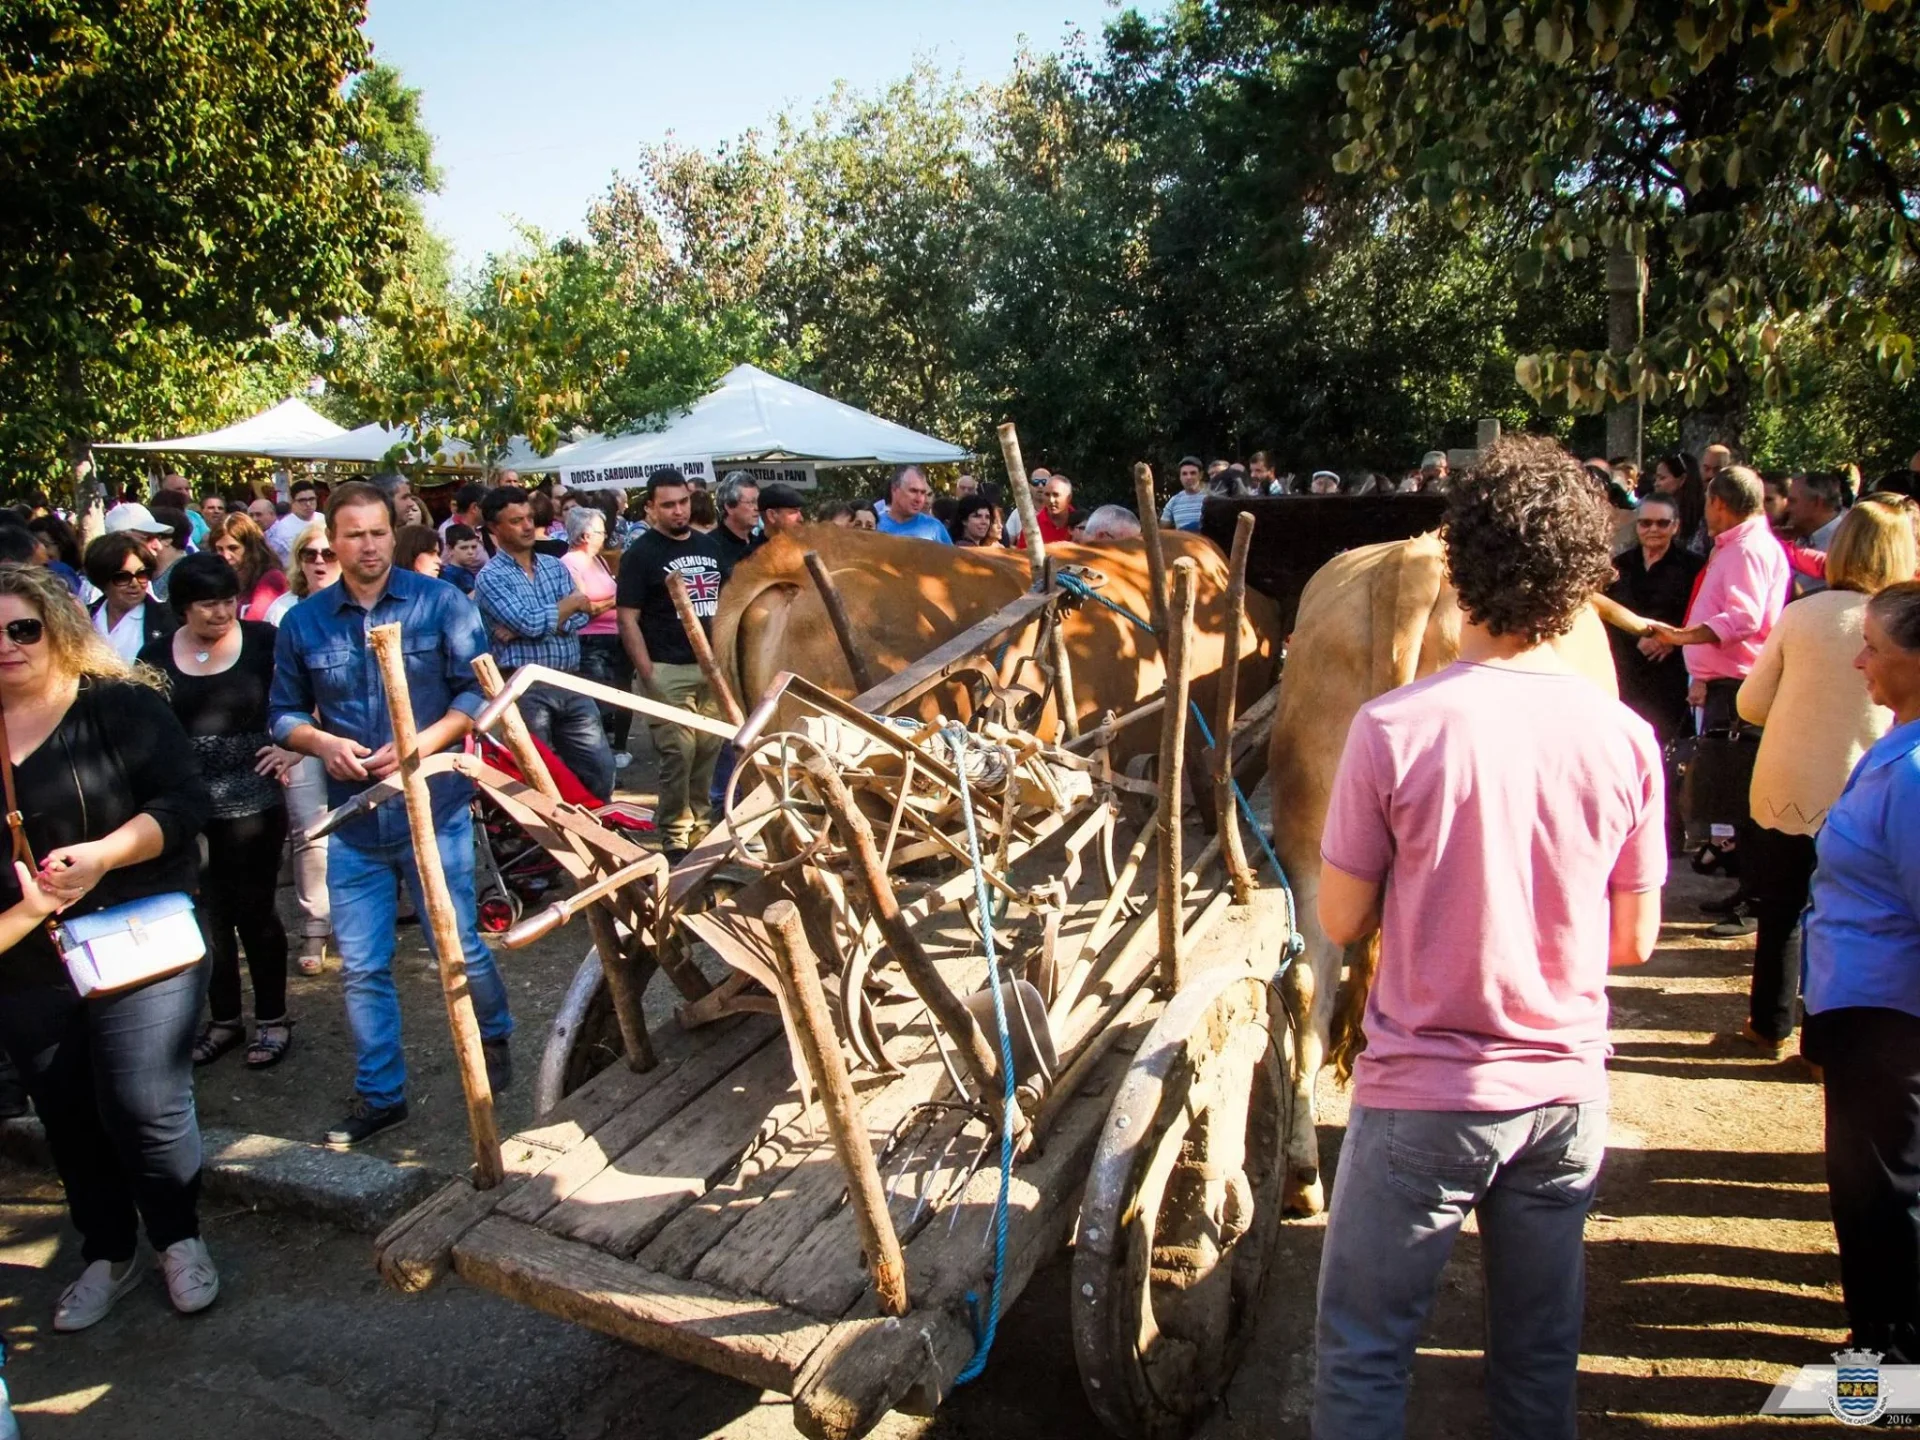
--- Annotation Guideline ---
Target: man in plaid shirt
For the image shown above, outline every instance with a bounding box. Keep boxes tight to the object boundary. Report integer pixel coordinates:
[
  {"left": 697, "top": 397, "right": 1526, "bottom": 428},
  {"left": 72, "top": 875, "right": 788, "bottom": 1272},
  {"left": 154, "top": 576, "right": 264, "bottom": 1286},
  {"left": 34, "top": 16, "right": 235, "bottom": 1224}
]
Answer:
[{"left": 475, "top": 486, "right": 617, "bottom": 800}]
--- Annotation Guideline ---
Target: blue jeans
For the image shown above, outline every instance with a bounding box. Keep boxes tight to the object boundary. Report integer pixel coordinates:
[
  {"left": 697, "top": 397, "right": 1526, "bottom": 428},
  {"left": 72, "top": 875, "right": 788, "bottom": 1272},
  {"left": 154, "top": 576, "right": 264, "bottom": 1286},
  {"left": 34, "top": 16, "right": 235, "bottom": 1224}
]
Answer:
[
  {"left": 1313, "top": 1101, "right": 1606, "bottom": 1440},
  {"left": 518, "top": 680, "right": 615, "bottom": 802},
  {"left": 328, "top": 806, "right": 513, "bottom": 1109},
  {"left": 0, "top": 961, "right": 210, "bottom": 1262}
]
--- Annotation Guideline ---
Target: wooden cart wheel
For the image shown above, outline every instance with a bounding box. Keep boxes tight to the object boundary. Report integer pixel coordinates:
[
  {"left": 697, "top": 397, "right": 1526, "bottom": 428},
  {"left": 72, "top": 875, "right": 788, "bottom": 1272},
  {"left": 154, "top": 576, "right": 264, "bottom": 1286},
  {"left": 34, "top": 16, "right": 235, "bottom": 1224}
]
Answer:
[
  {"left": 1073, "top": 968, "right": 1286, "bottom": 1439},
  {"left": 724, "top": 730, "right": 836, "bottom": 873},
  {"left": 532, "top": 940, "right": 629, "bottom": 1117}
]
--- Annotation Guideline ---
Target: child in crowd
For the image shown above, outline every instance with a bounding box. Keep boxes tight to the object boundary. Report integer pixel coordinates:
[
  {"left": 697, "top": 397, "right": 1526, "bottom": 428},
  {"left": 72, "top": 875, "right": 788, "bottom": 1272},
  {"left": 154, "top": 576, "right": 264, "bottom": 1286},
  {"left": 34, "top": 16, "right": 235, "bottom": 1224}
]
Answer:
[{"left": 441, "top": 524, "right": 485, "bottom": 594}]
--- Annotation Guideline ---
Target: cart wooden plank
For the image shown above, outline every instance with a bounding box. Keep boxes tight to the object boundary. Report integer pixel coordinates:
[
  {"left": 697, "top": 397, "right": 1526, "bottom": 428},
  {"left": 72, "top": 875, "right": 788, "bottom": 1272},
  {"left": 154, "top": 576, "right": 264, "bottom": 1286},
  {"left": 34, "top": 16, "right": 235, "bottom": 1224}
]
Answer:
[
  {"left": 374, "top": 1039, "right": 709, "bottom": 1292},
  {"left": 541, "top": 1036, "right": 803, "bottom": 1257},
  {"left": 453, "top": 1214, "right": 834, "bottom": 1395},
  {"left": 496, "top": 1016, "right": 780, "bottom": 1227}
]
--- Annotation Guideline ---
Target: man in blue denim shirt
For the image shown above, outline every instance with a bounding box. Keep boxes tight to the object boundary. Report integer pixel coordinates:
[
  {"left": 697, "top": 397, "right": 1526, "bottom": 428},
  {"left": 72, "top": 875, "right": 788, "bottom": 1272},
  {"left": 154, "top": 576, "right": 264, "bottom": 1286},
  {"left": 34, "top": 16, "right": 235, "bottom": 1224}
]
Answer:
[
  {"left": 269, "top": 480, "right": 514, "bottom": 1149},
  {"left": 473, "top": 486, "right": 615, "bottom": 801}
]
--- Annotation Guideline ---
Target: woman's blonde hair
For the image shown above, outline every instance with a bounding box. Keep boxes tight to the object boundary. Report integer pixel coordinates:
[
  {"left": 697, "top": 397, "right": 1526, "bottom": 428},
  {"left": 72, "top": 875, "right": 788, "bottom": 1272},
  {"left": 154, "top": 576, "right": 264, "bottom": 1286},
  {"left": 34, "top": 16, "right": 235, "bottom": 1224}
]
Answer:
[
  {"left": 0, "top": 563, "right": 163, "bottom": 690},
  {"left": 1826, "top": 497, "right": 1920, "bottom": 595},
  {"left": 287, "top": 519, "right": 332, "bottom": 598}
]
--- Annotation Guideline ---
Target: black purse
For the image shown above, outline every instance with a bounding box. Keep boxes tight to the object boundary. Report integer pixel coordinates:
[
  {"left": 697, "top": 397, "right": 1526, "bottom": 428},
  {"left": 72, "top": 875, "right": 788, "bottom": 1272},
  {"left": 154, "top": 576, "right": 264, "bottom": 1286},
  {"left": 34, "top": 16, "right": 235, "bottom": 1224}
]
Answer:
[{"left": 1673, "top": 730, "right": 1760, "bottom": 829}]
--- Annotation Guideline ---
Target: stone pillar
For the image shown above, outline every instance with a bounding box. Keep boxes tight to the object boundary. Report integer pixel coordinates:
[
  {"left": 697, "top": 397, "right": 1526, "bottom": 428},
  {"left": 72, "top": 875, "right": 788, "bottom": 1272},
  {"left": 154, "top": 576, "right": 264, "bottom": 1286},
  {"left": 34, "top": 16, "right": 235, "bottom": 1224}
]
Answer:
[
  {"left": 1606, "top": 252, "right": 1647, "bottom": 469},
  {"left": 1476, "top": 418, "right": 1501, "bottom": 455}
]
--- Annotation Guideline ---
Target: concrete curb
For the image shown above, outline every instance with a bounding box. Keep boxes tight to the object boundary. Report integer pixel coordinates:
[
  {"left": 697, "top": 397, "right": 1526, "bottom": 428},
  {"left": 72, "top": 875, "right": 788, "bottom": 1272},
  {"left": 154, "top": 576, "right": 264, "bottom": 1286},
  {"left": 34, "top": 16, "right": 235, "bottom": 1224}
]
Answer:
[{"left": 0, "top": 1116, "right": 446, "bottom": 1234}]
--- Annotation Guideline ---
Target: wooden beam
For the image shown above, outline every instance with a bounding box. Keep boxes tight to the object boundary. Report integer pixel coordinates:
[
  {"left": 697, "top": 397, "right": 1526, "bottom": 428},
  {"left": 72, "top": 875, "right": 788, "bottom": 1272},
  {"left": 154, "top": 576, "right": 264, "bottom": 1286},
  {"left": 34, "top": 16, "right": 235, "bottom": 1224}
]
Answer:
[
  {"left": 763, "top": 900, "right": 909, "bottom": 1318},
  {"left": 997, "top": 421, "right": 1047, "bottom": 582},
  {"left": 1214, "top": 510, "right": 1257, "bottom": 905},
  {"left": 1157, "top": 559, "right": 1197, "bottom": 994},
  {"left": 802, "top": 551, "right": 879, "bottom": 695},
  {"left": 369, "top": 624, "right": 502, "bottom": 1187},
  {"left": 667, "top": 571, "right": 746, "bottom": 726},
  {"left": 1132, "top": 462, "right": 1170, "bottom": 640},
  {"left": 851, "top": 590, "right": 1053, "bottom": 717}
]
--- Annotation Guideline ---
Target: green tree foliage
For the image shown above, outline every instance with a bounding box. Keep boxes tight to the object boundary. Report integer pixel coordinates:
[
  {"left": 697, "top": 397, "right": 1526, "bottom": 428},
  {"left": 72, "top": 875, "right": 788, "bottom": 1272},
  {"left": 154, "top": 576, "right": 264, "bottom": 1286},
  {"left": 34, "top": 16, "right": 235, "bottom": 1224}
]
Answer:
[
  {"left": 1332, "top": 0, "right": 1920, "bottom": 445},
  {"left": 0, "top": 0, "right": 411, "bottom": 487},
  {"left": 356, "top": 233, "right": 759, "bottom": 464}
]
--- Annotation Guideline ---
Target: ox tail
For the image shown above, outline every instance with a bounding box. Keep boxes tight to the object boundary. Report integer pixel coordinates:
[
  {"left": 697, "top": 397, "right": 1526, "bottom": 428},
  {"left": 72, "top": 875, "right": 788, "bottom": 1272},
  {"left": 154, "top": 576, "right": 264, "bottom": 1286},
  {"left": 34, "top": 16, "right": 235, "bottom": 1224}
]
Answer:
[
  {"left": 1326, "top": 933, "right": 1378, "bottom": 1083},
  {"left": 709, "top": 535, "right": 811, "bottom": 709}
]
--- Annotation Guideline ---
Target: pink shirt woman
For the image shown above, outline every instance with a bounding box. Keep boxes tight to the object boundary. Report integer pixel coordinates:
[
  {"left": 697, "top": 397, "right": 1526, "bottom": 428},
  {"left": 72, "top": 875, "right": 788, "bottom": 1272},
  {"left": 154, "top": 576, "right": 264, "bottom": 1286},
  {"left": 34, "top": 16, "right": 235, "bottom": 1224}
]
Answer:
[{"left": 560, "top": 509, "right": 619, "bottom": 636}]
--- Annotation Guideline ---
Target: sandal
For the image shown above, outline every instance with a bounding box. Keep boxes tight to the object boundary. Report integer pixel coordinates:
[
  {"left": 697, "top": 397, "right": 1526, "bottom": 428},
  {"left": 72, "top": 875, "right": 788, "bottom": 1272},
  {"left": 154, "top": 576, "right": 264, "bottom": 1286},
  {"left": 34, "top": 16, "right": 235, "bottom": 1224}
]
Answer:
[
  {"left": 192, "top": 1019, "right": 246, "bottom": 1067},
  {"left": 296, "top": 936, "right": 327, "bottom": 977},
  {"left": 245, "top": 1018, "right": 295, "bottom": 1070}
]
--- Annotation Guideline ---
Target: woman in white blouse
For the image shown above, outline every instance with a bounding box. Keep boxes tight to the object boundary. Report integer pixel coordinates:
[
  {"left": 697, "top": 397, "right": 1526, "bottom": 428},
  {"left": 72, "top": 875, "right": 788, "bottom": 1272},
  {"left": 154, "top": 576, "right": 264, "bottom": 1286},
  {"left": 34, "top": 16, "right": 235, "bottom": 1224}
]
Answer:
[{"left": 1736, "top": 502, "right": 1918, "bottom": 1057}]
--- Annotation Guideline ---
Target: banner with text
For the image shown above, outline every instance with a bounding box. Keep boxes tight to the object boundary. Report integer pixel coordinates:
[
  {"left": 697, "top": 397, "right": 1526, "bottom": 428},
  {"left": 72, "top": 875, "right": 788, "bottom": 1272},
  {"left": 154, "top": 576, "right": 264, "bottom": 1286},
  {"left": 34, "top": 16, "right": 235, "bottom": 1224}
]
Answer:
[{"left": 560, "top": 456, "right": 713, "bottom": 491}]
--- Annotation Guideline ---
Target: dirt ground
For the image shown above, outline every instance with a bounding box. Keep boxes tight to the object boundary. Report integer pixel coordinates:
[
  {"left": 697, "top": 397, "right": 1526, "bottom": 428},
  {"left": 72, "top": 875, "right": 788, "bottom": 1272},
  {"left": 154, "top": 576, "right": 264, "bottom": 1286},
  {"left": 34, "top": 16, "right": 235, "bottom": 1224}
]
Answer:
[{"left": 0, "top": 838, "right": 1852, "bottom": 1438}]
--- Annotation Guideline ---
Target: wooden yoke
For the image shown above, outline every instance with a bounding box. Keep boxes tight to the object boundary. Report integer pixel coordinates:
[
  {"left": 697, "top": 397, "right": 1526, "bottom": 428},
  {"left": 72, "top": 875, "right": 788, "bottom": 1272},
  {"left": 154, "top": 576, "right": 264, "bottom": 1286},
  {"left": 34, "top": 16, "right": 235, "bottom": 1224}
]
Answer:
[
  {"left": 369, "top": 624, "right": 503, "bottom": 1187},
  {"left": 998, "top": 422, "right": 1047, "bottom": 584},
  {"left": 472, "top": 653, "right": 659, "bottom": 1075},
  {"left": 1213, "top": 512, "right": 1257, "bottom": 905},
  {"left": 763, "top": 900, "right": 908, "bottom": 1318},
  {"left": 1157, "top": 560, "right": 1198, "bottom": 994}
]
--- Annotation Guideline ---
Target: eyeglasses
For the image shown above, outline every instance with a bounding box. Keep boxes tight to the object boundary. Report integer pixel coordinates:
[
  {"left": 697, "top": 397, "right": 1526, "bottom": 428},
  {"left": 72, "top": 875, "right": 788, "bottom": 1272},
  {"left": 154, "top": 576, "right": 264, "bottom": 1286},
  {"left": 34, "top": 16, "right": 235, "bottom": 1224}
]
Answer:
[
  {"left": 1636, "top": 519, "right": 1675, "bottom": 529},
  {"left": 109, "top": 569, "right": 151, "bottom": 585},
  {"left": 1, "top": 619, "right": 44, "bottom": 646},
  {"left": 300, "top": 546, "right": 336, "bottom": 563}
]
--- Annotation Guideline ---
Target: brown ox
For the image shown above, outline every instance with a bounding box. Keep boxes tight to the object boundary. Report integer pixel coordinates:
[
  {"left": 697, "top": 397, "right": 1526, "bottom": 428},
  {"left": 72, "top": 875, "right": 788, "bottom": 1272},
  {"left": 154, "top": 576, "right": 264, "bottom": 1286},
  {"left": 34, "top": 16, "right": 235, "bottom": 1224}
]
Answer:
[
  {"left": 713, "top": 525, "right": 1276, "bottom": 770},
  {"left": 1266, "top": 532, "right": 1619, "bottom": 1213}
]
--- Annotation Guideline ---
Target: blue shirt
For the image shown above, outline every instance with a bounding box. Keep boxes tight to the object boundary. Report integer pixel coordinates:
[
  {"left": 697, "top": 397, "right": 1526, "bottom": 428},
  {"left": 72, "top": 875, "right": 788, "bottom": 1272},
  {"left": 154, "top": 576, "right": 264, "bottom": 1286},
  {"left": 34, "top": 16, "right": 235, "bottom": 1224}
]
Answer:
[
  {"left": 1160, "top": 489, "right": 1208, "bottom": 531},
  {"left": 472, "top": 549, "right": 588, "bottom": 672},
  {"left": 1804, "top": 716, "right": 1920, "bottom": 1020},
  {"left": 874, "top": 510, "right": 952, "bottom": 544},
  {"left": 269, "top": 566, "right": 490, "bottom": 849}
]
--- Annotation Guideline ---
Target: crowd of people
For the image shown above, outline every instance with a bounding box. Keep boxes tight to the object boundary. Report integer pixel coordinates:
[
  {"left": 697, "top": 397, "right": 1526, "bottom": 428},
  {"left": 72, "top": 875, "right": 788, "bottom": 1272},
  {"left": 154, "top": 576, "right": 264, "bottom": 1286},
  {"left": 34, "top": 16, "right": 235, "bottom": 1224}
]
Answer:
[{"left": 0, "top": 436, "right": 1912, "bottom": 1404}]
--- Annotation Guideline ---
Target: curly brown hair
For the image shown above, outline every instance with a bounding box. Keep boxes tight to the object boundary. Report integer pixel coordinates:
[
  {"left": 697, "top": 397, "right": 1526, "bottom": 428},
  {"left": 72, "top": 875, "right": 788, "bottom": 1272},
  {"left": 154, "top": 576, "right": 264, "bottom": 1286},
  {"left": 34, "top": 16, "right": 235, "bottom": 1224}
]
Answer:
[{"left": 1443, "top": 435, "right": 1615, "bottom": 646}]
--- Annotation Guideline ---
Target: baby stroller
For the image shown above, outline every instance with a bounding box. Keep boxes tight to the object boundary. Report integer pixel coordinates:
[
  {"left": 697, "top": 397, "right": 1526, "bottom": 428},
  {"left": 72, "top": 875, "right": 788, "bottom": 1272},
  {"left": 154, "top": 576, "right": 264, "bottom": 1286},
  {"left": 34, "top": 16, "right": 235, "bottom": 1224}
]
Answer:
[{"left": 470, "top": 732, "right": 655, "bottom": 934}]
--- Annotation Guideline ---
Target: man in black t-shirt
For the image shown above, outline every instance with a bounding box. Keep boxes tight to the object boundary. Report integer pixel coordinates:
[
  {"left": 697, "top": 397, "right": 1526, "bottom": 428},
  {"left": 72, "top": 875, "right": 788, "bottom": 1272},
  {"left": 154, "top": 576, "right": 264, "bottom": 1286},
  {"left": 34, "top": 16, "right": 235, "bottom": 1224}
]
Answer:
[{"left": 616, "top": 470, "right": 726, "bottom": 857}]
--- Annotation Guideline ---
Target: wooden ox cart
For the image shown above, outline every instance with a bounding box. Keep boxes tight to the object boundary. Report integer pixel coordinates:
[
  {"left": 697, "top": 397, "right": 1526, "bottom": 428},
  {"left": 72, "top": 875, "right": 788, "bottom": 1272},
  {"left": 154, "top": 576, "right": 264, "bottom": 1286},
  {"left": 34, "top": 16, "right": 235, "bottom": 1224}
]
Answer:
[{"left": 331, "top": 432, "right": 1300, "bottom": 1440}]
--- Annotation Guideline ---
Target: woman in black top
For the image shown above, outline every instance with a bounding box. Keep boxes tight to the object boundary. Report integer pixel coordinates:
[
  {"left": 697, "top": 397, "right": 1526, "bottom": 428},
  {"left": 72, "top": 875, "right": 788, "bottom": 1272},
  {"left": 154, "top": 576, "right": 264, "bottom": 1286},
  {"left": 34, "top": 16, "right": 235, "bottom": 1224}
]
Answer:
[
  {"left": 139, "top": 554, "right": 298, "bottom": 1070},
  {"left": 0, "top": 562, "right": 215, "bottom": 1330},
  {"left": 1605, "top": 494, "right": 1706, "bottom": 744}
]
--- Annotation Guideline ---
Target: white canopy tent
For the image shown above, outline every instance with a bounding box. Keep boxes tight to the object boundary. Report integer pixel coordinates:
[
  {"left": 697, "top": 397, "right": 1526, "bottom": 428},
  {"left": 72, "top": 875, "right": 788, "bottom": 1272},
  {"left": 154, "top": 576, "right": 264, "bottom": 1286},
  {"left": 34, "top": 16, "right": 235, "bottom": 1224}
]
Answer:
[
  {"left": 527, "top": 364, "right": 968, "bottom": 491},
  {"left": 93, "top": 397, "right": 346, "bottom": 457}
]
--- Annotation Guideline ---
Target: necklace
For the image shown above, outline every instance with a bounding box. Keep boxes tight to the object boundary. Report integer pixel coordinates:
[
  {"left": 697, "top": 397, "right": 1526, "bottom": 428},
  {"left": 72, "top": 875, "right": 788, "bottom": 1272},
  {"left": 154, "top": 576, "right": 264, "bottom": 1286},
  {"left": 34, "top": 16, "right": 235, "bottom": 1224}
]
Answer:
[{"left": 193, "top": 649, "right": 211, "bottom": 664}]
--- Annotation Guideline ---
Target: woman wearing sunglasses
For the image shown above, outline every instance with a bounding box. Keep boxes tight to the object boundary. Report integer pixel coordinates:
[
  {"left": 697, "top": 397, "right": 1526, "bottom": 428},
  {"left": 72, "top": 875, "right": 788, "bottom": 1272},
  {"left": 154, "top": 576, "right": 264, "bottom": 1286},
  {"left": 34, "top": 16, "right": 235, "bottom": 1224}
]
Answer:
[
  {"left": 0, "top": 563, "right": 215, "bottom": 1330},
  {"left": 81, "top": 532, "right": 174, "bottom": 663},
  {"left": 276, "top": 523, "right": 340, "bottom": 973}
]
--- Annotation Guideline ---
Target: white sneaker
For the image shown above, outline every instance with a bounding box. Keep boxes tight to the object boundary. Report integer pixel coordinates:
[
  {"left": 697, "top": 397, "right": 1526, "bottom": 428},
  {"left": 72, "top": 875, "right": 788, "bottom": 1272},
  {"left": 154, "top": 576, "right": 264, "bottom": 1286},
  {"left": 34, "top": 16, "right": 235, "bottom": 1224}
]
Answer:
[
  {"left": 160, "top": 1237, "right": 219, "bottom": 1315},
  {"left": 52, "top": 1254, "right": 145, "bottom": 1332}
]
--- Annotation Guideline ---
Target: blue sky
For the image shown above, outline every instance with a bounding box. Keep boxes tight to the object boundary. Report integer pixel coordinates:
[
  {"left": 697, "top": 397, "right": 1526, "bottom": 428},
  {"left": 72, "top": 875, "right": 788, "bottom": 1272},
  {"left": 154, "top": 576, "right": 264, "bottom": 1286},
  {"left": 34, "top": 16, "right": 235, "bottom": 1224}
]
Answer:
[{"left": 364, "top": 0, "right": 1137, "bottom": 271}]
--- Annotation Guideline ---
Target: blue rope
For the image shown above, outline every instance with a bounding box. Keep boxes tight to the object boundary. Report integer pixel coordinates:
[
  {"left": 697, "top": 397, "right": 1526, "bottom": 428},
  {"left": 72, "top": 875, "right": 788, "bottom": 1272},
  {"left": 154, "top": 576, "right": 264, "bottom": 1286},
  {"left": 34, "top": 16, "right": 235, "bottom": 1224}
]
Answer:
[
  {"left": 1053, "top": 571, "right": 1303, "bottom": 965},
  {"left": 942, "top": 724, "right": 1015, "bottom": 1387}
]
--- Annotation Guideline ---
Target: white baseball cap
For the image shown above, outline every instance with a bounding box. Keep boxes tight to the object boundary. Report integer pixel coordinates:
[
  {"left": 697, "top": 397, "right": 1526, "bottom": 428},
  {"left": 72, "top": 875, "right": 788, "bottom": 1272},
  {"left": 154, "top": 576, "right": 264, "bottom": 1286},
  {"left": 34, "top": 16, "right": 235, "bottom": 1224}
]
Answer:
[{"left": 103, "top": 502, "right": 173, "bottom": 537}]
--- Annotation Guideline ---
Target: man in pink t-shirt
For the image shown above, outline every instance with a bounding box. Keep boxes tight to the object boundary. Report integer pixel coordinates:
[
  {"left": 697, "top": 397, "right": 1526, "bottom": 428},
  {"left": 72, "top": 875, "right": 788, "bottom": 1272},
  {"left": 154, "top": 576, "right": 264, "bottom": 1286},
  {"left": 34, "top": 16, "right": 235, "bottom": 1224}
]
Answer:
[{"left": 1311, "top": 437, "right": 1666, "bottom": 1440}]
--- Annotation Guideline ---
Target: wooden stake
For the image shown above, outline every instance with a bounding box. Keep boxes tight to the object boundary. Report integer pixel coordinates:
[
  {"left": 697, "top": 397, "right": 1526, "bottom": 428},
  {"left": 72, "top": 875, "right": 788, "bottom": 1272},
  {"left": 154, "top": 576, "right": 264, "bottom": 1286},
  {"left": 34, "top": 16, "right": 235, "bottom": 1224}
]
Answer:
[
  {"left": 763, "top": 900, "right": 909, "bottom": 1318},
  {"left": 801, "top": 551, "right": 879, "bottom": 696},
  {"left": 1041, "top": 557, "right": 1080, "bottom": 741},
  {"left": 1214, "top": 511, "right": 1257, "bottom": 906},
  {"left": 666, "top": 572, "right": 746, "bottom": 726},
  {"left": 472, "top": 653, "right": 659, "bottom": 1072},
  {"left": 998, "top": 422, "right": 1048, "bottom": 583},
  {"left": 369, "top": 624, "right": 502, "bottom": 1187},
  {"left": 1132, "top": 463, "right": 1171, "bottom": 640},
  {"left": 1157, "top": 560, "right": 1197, "bottom": 995}
]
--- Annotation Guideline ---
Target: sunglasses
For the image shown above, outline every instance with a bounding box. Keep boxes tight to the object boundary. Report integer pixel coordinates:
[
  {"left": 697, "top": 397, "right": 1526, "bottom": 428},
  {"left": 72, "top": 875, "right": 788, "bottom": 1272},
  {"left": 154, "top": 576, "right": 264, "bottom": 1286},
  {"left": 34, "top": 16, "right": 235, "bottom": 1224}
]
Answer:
[
  {"left": 1636, "top": 518, "right": 1675, "bottom": 528},
  {"left": 1, "top": 619, "right": 44, "bottom": 646},
  {"left": 109, "top": 569, "right": 151, "bottom": 585},
  {"left": 300, "top": 546, "right": 336, "bottom": 563}
]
